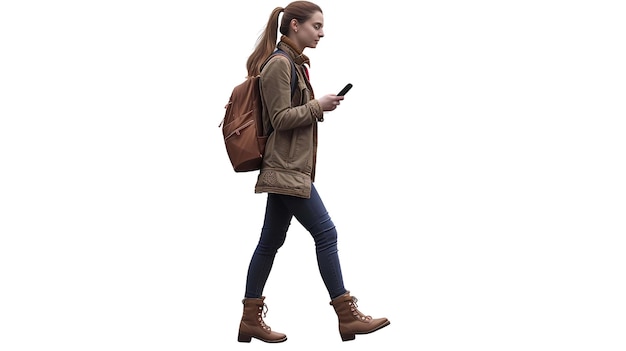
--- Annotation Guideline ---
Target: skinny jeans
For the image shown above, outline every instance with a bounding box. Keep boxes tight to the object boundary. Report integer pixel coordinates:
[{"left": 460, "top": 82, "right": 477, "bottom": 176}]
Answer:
[{"left": 244, "top": 184, "right": 347, "bottom": 300}]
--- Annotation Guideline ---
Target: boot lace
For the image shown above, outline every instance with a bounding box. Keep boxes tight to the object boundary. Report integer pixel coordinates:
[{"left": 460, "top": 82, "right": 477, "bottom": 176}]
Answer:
[
  {"left": 257, "top": 303, "right": 272, "bottom": 331},
  {"left": 348, "top": 296, "right": 372, "bottom": 322}
]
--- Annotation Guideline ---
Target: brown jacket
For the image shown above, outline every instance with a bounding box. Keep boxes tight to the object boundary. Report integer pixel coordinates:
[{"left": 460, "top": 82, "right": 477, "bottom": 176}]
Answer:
[{"left": 254, "top": 38, "right": 324, "bottom": 198}]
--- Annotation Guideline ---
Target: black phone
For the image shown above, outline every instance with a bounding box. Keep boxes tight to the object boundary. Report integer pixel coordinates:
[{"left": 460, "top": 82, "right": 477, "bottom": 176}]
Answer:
[{"left": 337, "top": 83, "right": 353, "bottom": 96}]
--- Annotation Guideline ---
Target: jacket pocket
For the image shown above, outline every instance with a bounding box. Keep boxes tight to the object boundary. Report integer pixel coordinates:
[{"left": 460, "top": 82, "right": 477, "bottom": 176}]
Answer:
[{"left": 288, "top": 127, "right": 301, "bottom": 161}]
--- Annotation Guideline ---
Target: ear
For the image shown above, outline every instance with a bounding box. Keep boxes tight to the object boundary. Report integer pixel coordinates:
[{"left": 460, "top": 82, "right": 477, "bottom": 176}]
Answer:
[{"left": 291, "top": 19, "right": 299, "bottom": 33}]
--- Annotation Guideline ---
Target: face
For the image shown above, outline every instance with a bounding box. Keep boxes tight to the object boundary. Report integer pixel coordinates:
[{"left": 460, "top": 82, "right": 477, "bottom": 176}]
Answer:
[{"left": 294, "top": 11, "right": 324, "bottom": 49}]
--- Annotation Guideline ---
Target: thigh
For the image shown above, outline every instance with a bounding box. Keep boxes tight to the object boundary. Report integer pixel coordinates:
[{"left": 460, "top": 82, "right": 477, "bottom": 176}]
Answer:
[
  {"left": 261, "top": 193, "right": 293, "bottom": 235},
  {"left": 279, "top": 184, "right": 331, "bottom": 232}
]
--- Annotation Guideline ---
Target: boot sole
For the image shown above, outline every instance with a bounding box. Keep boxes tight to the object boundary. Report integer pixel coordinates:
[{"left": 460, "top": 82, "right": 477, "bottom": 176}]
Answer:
[
  {"left": 341, "top": 320, "right": 391, "bottom": 342},
  {"left": 237, "top": 333, "right": 287, "bottom": 343}
]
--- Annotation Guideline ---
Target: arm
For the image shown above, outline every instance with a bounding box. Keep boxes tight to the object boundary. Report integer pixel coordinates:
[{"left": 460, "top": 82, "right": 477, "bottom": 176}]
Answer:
[{"left": 260, "top": 57, "right": 323, "bottom": 131}]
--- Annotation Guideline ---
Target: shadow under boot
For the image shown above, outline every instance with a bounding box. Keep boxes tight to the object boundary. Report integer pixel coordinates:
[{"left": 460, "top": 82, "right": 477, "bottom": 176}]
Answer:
[
  {"left": 330, "top": 291, "right": 390, "bottom": 341},
  {"left": 237, "top": 296, "right": 287, "bottom": 343}
]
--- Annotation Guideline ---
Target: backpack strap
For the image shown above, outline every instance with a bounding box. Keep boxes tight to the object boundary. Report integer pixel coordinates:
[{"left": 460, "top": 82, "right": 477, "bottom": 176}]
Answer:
[
  {"left": 273, "top": 49, "right": 298, "bottom": 97},
  {"left": 263, "top": 49, "right": 298, "bottom": 98}
]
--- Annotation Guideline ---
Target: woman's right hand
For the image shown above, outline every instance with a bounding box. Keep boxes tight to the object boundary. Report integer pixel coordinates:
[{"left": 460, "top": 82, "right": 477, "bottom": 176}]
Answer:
[{"left": 318, "top": 94, "right": 345, "bottom": 111}]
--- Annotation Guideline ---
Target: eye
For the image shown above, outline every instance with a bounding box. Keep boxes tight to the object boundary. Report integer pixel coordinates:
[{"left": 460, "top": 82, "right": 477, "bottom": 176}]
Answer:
[{"left": 313, "top": 24, "right": 321, "bottom": 30}]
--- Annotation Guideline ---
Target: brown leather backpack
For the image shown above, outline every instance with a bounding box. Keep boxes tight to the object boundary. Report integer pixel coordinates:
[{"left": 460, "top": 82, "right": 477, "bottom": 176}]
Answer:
[{"left": 220, "top": 50, "right": 296, "bottom": 172}]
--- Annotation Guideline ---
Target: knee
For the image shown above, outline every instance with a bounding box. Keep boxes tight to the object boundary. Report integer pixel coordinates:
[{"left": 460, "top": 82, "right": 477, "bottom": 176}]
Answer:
[
  {"left": 258, "top": 229, "right": 287, "bottom": 252},
  {"left": 313, "top": 226, "right": 338, "bottom": 250}
]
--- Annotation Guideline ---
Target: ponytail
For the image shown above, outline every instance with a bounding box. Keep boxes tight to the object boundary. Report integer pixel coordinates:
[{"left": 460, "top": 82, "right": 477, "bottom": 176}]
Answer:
[{"left": 246, "top": 7, "right": 283, "bottom": 77}]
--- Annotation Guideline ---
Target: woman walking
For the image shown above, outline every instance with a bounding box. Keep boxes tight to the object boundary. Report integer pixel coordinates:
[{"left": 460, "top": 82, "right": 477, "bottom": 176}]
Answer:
[{"left": 237, "top": 1, "right": 390, "bottom": 343}]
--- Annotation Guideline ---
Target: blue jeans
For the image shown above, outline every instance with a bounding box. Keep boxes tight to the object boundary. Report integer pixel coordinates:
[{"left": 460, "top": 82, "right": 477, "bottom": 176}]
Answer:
[{"left": 244, "top": 184, "right": 347, "bottom": 300}]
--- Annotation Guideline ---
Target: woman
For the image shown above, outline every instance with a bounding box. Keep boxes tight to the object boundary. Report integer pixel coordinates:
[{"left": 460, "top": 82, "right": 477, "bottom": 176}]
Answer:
[{"left": 237, "top": 1, "right": 390, "bottom": 343}]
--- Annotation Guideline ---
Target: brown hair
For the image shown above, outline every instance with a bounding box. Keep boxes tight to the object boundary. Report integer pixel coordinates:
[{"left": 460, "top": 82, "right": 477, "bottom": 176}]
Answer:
[{"left": 245, "top": 1, "right": 323, "bottom": 77}]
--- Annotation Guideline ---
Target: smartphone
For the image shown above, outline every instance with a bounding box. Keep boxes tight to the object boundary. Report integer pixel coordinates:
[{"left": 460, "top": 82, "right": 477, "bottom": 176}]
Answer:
[{"left": 337, "top": 83, "right": 353, "bottom": 96}]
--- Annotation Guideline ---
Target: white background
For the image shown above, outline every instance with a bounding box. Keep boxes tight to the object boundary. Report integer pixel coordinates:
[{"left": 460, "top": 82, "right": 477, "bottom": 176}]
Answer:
[{"left": 1, "top": 1, "right": 625, "bottom": 350}]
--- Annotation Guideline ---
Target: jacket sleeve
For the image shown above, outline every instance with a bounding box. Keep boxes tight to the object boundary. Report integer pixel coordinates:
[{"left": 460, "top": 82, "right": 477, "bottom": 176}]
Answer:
[{"left": 260, "top": 56, "right": 323, "bottom": 131}]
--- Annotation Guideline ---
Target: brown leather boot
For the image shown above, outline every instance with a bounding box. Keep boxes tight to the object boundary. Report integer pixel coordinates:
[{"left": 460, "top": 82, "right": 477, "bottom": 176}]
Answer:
[
  {"left": 237, "top": 296, "right": 287, "bottom": 343},
  {"left": 330, "top": 291, "right": 390, "bottom": 341}
]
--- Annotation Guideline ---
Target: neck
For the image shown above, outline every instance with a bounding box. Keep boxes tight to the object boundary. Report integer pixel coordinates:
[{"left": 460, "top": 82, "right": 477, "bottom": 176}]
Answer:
[{"left": 282, "top": 34, "right": 303, "bottom": 53}]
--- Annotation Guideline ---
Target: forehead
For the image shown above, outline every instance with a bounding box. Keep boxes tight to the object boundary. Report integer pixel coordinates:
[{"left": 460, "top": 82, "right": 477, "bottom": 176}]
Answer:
[{"left": 306, "top": 11, "right": 324, "bottom": 25}]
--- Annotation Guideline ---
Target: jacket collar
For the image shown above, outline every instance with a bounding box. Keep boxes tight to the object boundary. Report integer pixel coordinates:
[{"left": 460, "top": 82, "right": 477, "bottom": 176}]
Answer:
[{"left": 277, "top": 35, "right": 310, "bottom": 66}]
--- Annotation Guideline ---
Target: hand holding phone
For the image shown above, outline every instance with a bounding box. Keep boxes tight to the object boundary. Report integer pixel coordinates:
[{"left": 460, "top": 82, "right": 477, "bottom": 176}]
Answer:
[{"left": 337, "top": 83, "right": 353, "bottom": 96}]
